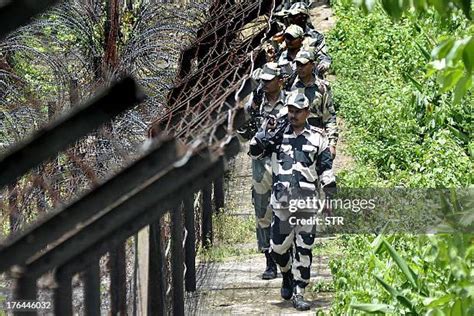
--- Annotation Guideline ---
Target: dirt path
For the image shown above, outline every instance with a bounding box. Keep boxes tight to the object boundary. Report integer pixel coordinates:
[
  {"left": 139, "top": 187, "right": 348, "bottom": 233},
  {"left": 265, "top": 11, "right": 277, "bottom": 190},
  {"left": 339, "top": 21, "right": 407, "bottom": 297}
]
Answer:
[{"left": 186, "top": 2, "right": 352, "bottom": 314}]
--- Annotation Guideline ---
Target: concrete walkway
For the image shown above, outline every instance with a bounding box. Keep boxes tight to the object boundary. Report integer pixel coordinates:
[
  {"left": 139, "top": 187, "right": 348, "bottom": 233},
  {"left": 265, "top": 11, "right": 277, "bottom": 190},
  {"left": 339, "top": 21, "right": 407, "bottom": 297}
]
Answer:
[{"left": 188, "top": 246, "right": 333, "bottom": 315}]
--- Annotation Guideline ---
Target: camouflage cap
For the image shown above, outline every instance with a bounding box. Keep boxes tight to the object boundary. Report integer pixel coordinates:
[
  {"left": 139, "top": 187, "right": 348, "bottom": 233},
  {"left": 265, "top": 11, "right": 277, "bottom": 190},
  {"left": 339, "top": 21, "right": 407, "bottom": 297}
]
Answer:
[
  {"left": 294, "top": 49, "right": 315, "bottom": 64},
  {"left": 278, "top": 60, "right": 293, "bottom": 77},
  {"left": 288, "top": 2, "right": 309, "bottom": 16},
  {"left": 259, "top": 62, "right": 281, "bottom": 80},
  {"left": 274, "top": 9, "right": 289, "bottom": 18},
  {"left": 284, "top": 24, "right": 304, "bottom": 39},
  {"left": 286, "top": 91, "right": 310, "bottom": 109}
]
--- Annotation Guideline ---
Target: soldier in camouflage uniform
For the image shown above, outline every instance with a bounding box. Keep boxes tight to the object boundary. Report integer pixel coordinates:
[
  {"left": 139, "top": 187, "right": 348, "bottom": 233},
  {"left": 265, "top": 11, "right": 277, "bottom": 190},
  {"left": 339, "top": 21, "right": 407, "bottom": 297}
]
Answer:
[
  {"left": 286, "top": 2, "right": 331, "bottom": 75},
  {"left": 277, "top": 24, "right": 306, "bottom": 67},
  {"left": 288, "top": 49, "right": 338, "bottom": 157},
  {"left": 237, "top": 63, "right": 288, "bottom": 279},
  {"left": 249, "top": 91, "right": 336, "bottom": 311}
]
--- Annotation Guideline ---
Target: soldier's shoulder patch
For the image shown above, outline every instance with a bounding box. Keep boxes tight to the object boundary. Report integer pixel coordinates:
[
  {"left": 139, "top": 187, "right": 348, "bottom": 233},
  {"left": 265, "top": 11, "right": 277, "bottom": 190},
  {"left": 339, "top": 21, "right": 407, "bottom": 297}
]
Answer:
[{"left": 309, "top": 126, "right": 326, "bottom": 135}]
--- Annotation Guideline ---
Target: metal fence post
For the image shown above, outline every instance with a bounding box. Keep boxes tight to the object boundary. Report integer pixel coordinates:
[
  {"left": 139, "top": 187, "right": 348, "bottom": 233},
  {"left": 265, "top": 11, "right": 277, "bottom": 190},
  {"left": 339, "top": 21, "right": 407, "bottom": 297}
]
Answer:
[
  {"left": 201, "top": 183, "right": 213, "bottom": 248},
  {"left": 53, "top": 269, "right": 73, "bottom": 315},
  {"left": 148, "top": 220, "right": 166, "bottom": 315},
  {"left": 183, "top": 195, "right": 196, "bottom": 292},
  {"left": 213, "top": 174, "right": 224, "bottom": 214},
  {"left": 110, "top": 243, "right": 127, "bottom": 315},
  {"left": 171, "top": 207, "right": 184, "bottom": 316},
  {"left": 84, "top": 261, "right": 101, "bottom": 315}
]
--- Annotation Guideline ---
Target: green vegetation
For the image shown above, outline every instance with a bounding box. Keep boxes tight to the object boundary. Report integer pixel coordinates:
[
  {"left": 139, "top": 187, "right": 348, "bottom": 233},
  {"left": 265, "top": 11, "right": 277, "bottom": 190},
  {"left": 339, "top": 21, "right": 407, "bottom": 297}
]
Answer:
[
  {"left": 325, "top": 0, "right": 473, "bottom": 314},
  {"left": 330, "top": 1, "right": 472, "bottom": 187},
  {"left": 198, "top": 212, "right": 258, "bottom": 262}
]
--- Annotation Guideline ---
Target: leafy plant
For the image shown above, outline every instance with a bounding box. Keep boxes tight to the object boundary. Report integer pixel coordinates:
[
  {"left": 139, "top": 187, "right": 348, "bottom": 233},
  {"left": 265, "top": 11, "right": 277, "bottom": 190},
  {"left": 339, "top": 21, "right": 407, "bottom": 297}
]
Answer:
[{"left": 325, "top": 1, "right": 473, "bottom": 314}]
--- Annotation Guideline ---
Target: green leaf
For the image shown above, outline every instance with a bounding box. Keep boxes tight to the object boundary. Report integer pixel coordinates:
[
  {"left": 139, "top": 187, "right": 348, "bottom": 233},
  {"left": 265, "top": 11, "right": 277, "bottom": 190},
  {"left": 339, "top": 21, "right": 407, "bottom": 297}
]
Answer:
[
  {"left": 371, "top": 234, "right": 384, "bottom": 251},
  {"left": 448, "top": 125, "right": 469, "bottom": 142},
  {"left": 462, "top": 37, "right": 474, "bottom": 73},
  {"left": 430, "top": 0, "right": 450, "bottom": 16},
  {"left": 426, "top": 309, "right": 446, "bottom": 316},
  {"left": 451, "top": 299, "right": 463, "bottom": 315},
  {"left": 382, "top": 240, "right": 418, "bottom": 289},
  {"left": 413, "top": 0, "right": 428, "bottom": 10},
  {"left": 440, "top": 68, "right": 464, "bottom": 92},
  {"left": 424, "top": 294, "right": 455, "bottom": 307},
  {"left": 416, "top": 42, "right": 432, "bottom": 62},
  {"left": 374, "top": 275, "right": 399, "bottom": 297},
  {"left": 396, "top": 295, "right": 418, "bottom": 315},
  {"left": 350, "top": 303, "right": 394, "bottom": 313},
  {"left": 432, "top": 39, "right": 455, "bottom": 60},
  {"left": 374, "top": 237, "right": 387, "bottom": 254},
  {"left": 381, "top": 0, "right": 403, "bottom": 20},
  {"left": 445, "top": 38, "right": 470, "bottom": 64},
  {"left": 403, "top": 72, "right": 424, "bottom": 92}
]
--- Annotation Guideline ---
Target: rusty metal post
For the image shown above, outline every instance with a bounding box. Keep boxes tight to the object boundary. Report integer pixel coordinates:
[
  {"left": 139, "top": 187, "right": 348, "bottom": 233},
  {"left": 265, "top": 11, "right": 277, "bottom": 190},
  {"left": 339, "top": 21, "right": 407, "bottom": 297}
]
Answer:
[
  {"left": 183, "top": 195, "right": 196, "bottom": 292},
  {"left": 83, "top": 261, "right": 101, "bottom": 315},
  {"left": 109, "top": 243, "right": 127, "bottom": 315},
  {"left": 213, "top": 174, "right": 224, "bottom": 214},
  {"left": 12, "top": 269, "right": 36, "bottom": 316},
  {"left": 201, "top": 183, "right": 213, "bottom": 248},
  {"left": 171, "top": 207, "right": 184, "bottom": 316},
  {"left": 53, "top": 269, "right": 73, "bottom": 315},
  {"left": 148, "top": 219, "right": 166, "bottom": 315}
]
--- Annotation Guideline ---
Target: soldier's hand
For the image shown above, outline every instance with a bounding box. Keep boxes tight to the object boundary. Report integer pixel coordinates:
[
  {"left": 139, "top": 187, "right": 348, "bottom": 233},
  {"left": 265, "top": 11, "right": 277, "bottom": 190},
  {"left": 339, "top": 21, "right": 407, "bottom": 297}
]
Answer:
[
  {"left": 267, "top": 118, "right": 277, "bottom": 130},
  {"left": 265, "top": 46, "right": 276, "bottom": 62},
  {"left": 330, "top": 146, "right": 336, "bottom": 159},
  {"left": 316, "top": 63, "right": 329, "bottom": 75}
]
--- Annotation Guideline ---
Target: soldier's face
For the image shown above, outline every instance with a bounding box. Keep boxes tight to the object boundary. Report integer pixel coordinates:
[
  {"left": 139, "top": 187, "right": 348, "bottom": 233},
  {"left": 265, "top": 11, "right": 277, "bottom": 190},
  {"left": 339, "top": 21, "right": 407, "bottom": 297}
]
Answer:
[
  {"left": 285, "top": 35, "right": 303, "bottom": 49},
  {"left": 287, "top": 105, "right": 309, "bottom": 129},
  {"left": 262, "top": 77, "right": 282, "bottom": 94},
  {"left": 296, "top": 61, "right": 314, "bottom": 78},
  {"left": 289, "top": 14, "right": 307, "bottom": 27}
]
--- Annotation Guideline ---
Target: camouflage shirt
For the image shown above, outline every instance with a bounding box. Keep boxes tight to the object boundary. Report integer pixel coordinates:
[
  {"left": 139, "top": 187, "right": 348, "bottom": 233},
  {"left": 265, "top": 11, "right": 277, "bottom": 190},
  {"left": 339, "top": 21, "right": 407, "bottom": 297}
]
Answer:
[
  {"left": 289, "top": 77, "right": 338, "bottom": 146},
  {"left": 246, "top": 90, "right": 287, "bottom": 118},
  {"left": 276, "top": 28, "right": 331, "bottom": 72},
  {"left": 303, "top": 26, "right": 331, "bottom": 70},
  {"left": 239, "top": 90, "right": 288, "bottom": 141},
  {"left": 249, "top": 123, "right": 336, "bottom": 210}
]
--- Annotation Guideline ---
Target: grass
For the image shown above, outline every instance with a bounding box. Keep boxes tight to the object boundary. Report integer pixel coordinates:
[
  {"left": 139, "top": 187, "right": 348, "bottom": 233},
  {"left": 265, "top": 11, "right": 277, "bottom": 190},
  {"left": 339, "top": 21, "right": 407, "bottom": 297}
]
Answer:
[
  {"left": 197, "top": 211, "right": 258, "bottom": 262},
  {"left": 312, "top": 236, "right": 342, "bottom": 257}
]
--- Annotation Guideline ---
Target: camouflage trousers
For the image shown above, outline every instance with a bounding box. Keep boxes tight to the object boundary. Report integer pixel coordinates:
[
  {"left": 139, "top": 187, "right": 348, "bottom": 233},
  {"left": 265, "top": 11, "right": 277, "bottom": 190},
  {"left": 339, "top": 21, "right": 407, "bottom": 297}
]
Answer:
[
  {"left": 270, "top": 210, "right": 315, "bottom": 289},
  {"left": 251, "top": 157, "right": 273, "bottom": 252}
]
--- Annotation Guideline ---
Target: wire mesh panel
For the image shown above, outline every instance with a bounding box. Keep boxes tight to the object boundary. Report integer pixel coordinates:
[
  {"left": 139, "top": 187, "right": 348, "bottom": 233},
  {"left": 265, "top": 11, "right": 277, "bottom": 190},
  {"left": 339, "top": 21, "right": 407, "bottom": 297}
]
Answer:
[{"left": 0, "top": 0, "right": 282, "bottom": 315}]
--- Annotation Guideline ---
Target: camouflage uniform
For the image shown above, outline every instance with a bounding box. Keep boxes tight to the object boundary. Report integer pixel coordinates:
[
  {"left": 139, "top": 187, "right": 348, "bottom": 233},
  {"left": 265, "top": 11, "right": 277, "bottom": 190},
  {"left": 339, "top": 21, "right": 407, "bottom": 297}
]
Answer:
[
  {"left": 277, "top": 24, "right": 305, "bottom": 70},
  {"left": 288, "top": 2, "right": 332, "bottom": 72},
  {"left": 249, "top": 93, "right": 336, "bottom": 292},
  {"left": 303, "top": 29, "right": 331, "bottom": 72},
  {"left": 238, "top": 63, "right": 288, "bottom": 253},
  {"left": 244, "top": 91, "right": 287, "bottom": 251},
  {"left": 288, "top": 50, "right": 338, "bottom": 147}
]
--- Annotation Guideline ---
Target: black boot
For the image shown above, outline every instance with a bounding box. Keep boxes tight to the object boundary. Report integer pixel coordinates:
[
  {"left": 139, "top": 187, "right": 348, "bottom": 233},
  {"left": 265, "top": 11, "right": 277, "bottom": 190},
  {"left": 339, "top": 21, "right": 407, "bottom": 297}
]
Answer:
[
  {"left": 292, "top": 286, "right": 311, "bottom": 311},
  {"left": 280, "top": 271, "right": 293, "bottom": 300},
  {"left": 262, "top": 250, "right": 277, "bottom": 280}
]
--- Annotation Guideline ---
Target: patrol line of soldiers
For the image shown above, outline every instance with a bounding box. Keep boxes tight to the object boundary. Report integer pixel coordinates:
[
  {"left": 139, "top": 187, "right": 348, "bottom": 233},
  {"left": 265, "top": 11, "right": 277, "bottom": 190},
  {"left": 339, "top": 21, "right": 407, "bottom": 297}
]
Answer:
[{"left": 236, "top": 1, "right": 338, "bottom": 311}]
